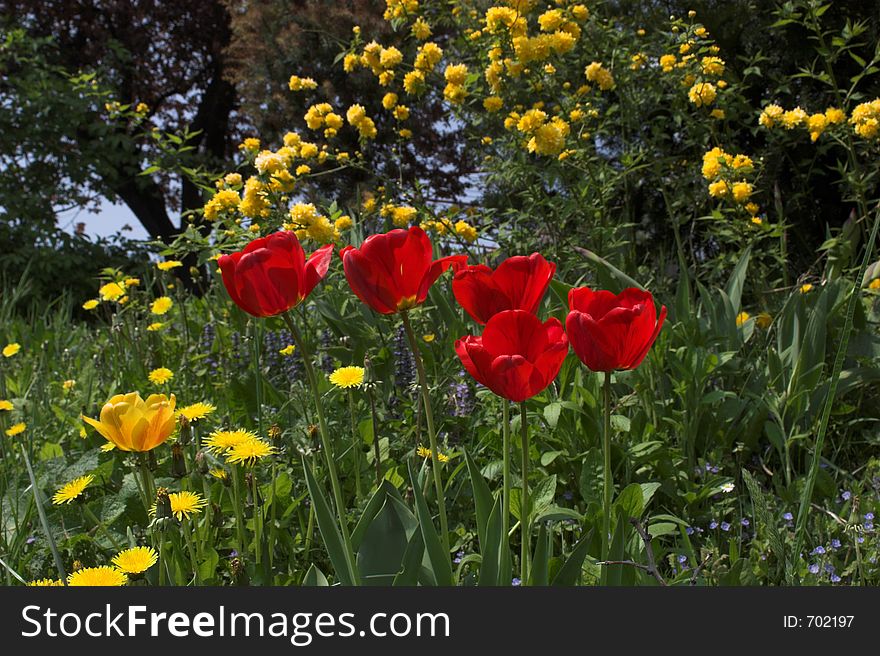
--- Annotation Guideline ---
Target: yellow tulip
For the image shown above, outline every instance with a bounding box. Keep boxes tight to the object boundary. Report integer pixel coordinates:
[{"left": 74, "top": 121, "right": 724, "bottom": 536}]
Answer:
[{"left": 82, "top": 392, "right": 176, "bottom": 452}]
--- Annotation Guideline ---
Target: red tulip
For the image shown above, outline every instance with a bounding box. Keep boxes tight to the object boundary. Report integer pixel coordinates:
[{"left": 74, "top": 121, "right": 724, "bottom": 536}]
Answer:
[
  {"left": 455, "top": 310, "right": 569, "bottom": 402},
  {"left": 218, "top": 231, "right": 334, "bottom": 318},
  {"left": 340, "top": 226, "right": 466, "bottom": 314},
  {"left": 565, "top": 287, "right": 666, "bottom": 372},
  {"left": 452, "top": 253, "right": 556, "bottom": 325}
]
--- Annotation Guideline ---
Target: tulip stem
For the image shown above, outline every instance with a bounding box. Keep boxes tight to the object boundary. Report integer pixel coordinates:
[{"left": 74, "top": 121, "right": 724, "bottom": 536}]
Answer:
[
  {"left": 601, "top": 371, "right": 613, "bottom": 579},
  {"left": 519, "top": 401, "right": 530, "bottom": 585},
  {"left": 283, "top": 312, "right": 359, "bottom": 585},
  {"left": 502, "top": 399, "right": 510, "bottom": 547},
  {"left": 401, "top": 311, "right": 450, "bottom": 556}
]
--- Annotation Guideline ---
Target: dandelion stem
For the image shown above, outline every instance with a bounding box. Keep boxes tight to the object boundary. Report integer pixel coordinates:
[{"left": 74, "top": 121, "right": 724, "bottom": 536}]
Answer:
[
  {"left": 230, "top": 465, "right": 247, "bottom": 559},
  {"left": 348, "top": 390, "right": 363, "bottom": 502},
  {"left": 401, "top": 311, "right": 450, "bottom": 556},
  {"left": 283, "top": 312, "right": 359, "bottom": 585},
  {"left": 82, "top": 504, "right": 122, "bottom": 552},
  {"left": 182, "top": 518, "right": 201, "bottom": 585}
]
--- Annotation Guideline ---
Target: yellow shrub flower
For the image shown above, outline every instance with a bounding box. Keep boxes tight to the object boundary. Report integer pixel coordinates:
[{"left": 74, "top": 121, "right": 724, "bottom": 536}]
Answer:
[
  {"left": 99, "top": 282, "right": 125, "bottom": 302},
  {"left": 150, "top": 296, "right": 173, "bottom": 315},
  {"left": 688, "top": 82, "right": 716, "bottom": 107},
  {"left": 756, "top": 312, "right": 773, "bottom": 329},
  {"left": 82, "top": 392, "right": 176, "bottom": 452},
  {"left": 758, "top": 104, "right": 784, "bottom": 128},
  {"left": 82, "top": 299, "right": 99, "bottom": 310},
  {"left": 731, "top": 181, "right": 753, "bottom": 204},
  {"left": 156, "top": 260, "right": 182, "bottom": 271}
]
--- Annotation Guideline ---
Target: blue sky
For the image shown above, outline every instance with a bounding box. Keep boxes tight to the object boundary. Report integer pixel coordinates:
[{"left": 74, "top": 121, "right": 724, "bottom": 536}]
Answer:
[{"left": 57, "top": 197, "right": 150, "bottom": 241}]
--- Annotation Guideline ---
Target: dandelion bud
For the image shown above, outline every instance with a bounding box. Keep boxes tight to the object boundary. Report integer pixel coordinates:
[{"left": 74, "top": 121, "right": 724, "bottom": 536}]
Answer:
[
  {"left": 195, "top": 449, "right": 209, "bottom": 475},
  {"left": 71, "top": 560, "right": 84, "bottom": 572},
  {"left": 178, "top": 413, "right": 191, "bottom": 433},
  {"left": 155, "top": 487, "right": 172, "bottom": 520},
  {"left": 268, "top": 423, "right": 282, "bottom": 448},
  {"left": 189, "top": 266, "right": 200, "bottom": 278},
  {"left": 211, "top": 502, "right": 224, "bottom": 527},
  {"left": 171, "top": 443, "right": 187, "bottom": 478},
  {"left": 230, "top": 556, "right": 245, "bottom": 581},
  {"left": 308, "top": 424, "right": 319, "bottom": 443}
]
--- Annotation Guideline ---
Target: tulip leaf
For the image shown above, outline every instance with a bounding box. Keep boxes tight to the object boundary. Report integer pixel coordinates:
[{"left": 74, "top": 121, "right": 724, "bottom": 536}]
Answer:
[
  {"left": 551, "top": 530, "right": 594, "bottom": 586},
  {"left": 464, "top": 448, "right": 494, "bottom": 551},
  {"left": 302, "top": 564, "right": 329, "bottom": 587},
  {"left": 356, "top": 494, "right": 416, "bottom": 586},
  {"left": 302, "top": 458, "right": 356, "bottom": 586},
  {"left": 408, "top": 462, "right": 453, "bottom": 586},
  {"left": 529, "top": 523, "right": 550, "bottom": 586},
  {"left": 392, "top": 528, "right": 425, "bottom": 586},
  {"left": 478, "top": 495, "right": 504, "bottom": 586}
]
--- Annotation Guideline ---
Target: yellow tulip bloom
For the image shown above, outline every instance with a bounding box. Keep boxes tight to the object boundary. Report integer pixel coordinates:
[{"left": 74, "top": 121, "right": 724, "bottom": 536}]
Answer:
[{"left": 82, "top": 392, "right": 176, "bottom": 452}]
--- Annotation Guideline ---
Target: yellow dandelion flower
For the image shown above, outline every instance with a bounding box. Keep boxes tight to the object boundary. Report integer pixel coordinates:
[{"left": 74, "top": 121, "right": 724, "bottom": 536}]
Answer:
[
  {"left": 209, "top": 468, "right": 228, "bottom": 481},
  {"left": 100, "top": 442, "right": 116, "bottom": 452},
  {"left": 123, "top": 277, "right": 140, "bottom": 287},
  {"left": 68, "top": 566, "right": 127, "bottom": 587},
  {"left": 5, "top": 422, "right": 26, "bottom": 437},
  {"left": 165, "top": 491, "right": 207, "bottom": 520},
  {"left": 99, "top": 282, "right": 125, "bottom": 302},
  {"left": 422, "top": 333, "right": 435, "bottom": 343},
  {"left": 52, "top": 475, "right": 94, "bottom": 504},
  {"left": 146, "top": 322, "right": 164, "bottom": 332},
  {"left": 869, "top": 278, "right": 880, "bottom": 290},
  {"left": 279, "top": 344, "right": 296, "bottom": 356},
  {"left": 176, "top": 402, "right": 216, "bottom": 422},
  {"left": 329, "top": 366, "right": 365, "bottom": 389},
  {"left": 82, "top": 299, "right": 100, "bottom": 310},
  {"left": 0, "top": 400, "right": 13, "bottom": 411},
  {"left": 203, "top": 428, "right": 257, "bottom": 454},
  {"left": 799, "top": 283, "right": 813, "bottom": 294},
  {"left": 112, "top": 546, "right": 158, "bottom": 574},
  {"left": 157, "top": 260, "right": 183, "bottom": 271},
  {"left": 148, "top": 367, "right": 174, "bottom": 385},
  {"left": 735, "top": 312, "right": 750, "bottom": 327},
  {"left": 3, "top": 343, "right": 21, "bottom": 357},
  {"left": 28, "top": 578, "right": 64, "bottom": 586},
  {"left": 150, "top": 297, "right": 173, "bottom": 315},
  {"left": 225, "top": 438, "right": 275, "bottom": 466},
  {"left": 756, "top": 312, "right": 773, "bottom": 329},
  {"left": 417, "top": 445, "right": 450, "bottom": 462}
]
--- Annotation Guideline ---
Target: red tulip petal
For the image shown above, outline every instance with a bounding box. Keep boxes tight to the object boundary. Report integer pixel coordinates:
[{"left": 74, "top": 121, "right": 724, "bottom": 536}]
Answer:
[
  {"left": 302, "top": 243, "right": 334, "bottom": 301},
  {"left": 342, "top": 248, "right": 400, "bottom": 314},
  {"left": 455, "top": 336, "right": 495, "bottom": 387},
  {"left": 624, "top": 303, "right": 666, "bottom": 369},
  {"left": 451, "top": 266, "right": 500, "bottom": 324},
  {"left": 490, "top": 354, "right": 534, "bottom": 402},
  {"left": 482, "top": 310, "right": 548, "bottom": 361},
  {"left": 494, "top": 253, "right": 556, "bottom": 315},
  {"left": 417, "top": 254, "right": 468, "bottom": 305},
  {"left": 565, "top": 310, "right": 621, "bottom": 372}
]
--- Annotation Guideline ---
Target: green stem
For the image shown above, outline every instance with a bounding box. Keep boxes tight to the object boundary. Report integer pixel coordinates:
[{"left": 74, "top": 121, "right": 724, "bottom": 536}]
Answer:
[
  {"left": 283, "top": 312, "right": 359, "bottom": 584},
  {"left": 82, "top": 504, "right": 122, "bottom": 551},
  {"left": 502, "top": 400, "right": 511, "bottom": 550},
  {"left": 182, "top": 518, "right": 201, "bottom": 585},
  {"left": 252, "top": 320, "right": 264, "bottom": 439},
  {"left": 348, "top": 391, "right": 363, "bottom": 502},
  {"left": 602, "top": 371, "right": 612, "bottom": 570},
  {"left": 520, "top": 400, "right": 530, "bottom": 585},
  {"left": 401, "top": 311, "right": 450, "bottom": 555},
  {"left": 138, "top": 455, "right": 156, "bottom": 510},
  {"left": 251, "top": 469, "right": 262, "bottom": 566},
  {"left": 230, "top": 466, "right": 247, "bottom": 558},
  {"left": 158, "top": 534, "right": 167, "bottom": 586}
]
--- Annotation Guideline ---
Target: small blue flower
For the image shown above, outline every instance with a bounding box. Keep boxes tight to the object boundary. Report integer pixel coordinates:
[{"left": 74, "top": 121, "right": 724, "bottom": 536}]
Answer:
[
  {"left": 811, "top": 546, "right": 826, "bottom": 555},
  {"left": 864, "top": 522, "right": 874, "bottom": 531},
  {"left": 865, "top": 512, "right": 875, "bottom": 521},
  {"left": 741, "top": 518, "right": 750, "bottom": 527},
  {"left": 857, "top": 536, "right": 865, "bottom": 544},
  {"left": 709, "top": 520, "right": 718, "bottom": 530},
  {"left": 841, "top": 490, "right": 852, "bottom": 501},
  {"left": 453, "top": 550, "right": 464, "bottom": 564},
  {"left": 830, "top": 539, "right": 841, "bottom": 549},
  {"left": 720, "top": 522, "right": 731, "bottom": 532},
  {"left": 685, "top": 526, "right": 694, "bottom": 535},
  {"left": 25, "top": 536, "right": 36, "bottom": 545},
  {"left": 678, "top": 554, "right": 688, "bottom": 564},
  {"left": 824, "top": 563, "right": 835, "bottom": 574},
  {"left": 782, "top": 512, "right": 794, "bottom": 521},
  {"left": 511, "top": 578, "right": 522, "bottom": 586},
  {"left": 809, "top": 564, "right": 820, "bottom": 574},
  {"left": 831, "top": 574, "right": 841, "bottom": 583},
  {"left": 563, "top": 491, "right": 574, "bottom": 501}
]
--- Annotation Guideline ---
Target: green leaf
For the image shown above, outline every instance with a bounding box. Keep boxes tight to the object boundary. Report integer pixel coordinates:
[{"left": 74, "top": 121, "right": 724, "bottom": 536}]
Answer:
[
  {"left": 742, "top": 469, "right": 788, "bottom": 583},
  {"left": 303, "top": 459, "right": 357, "bottom": 586},
  {"left": 725, "top": 246, "right": 752, "bottom": 313},
  {"left": 392, "top": 529, "right": 425, "bottom": 586},
  {"left": 529, "top": 523, "right": 550, "bottom": 586},
  {"left": 408, "top": 462, "right": 453, "bottom": 586},
  {"left": 464, "top": 448, "right": 493, "bottom": 552},
  {"left": 614, "top": 483, "right": 645, "bottom": 519},
  {"left": 356, "top": 495, "right": 417, "bottom": 586},
  {"left": 302, "top": 564, "right": 329, "bottom": 586},
  {"left": 198, "top": 548, "right": 219, "bottom": 582},
  {"left": 479, "top": 496, "right": 504, "bottom": 586},
  {"left": 552, "top": 530, "right": 594, "bottom": 586}
]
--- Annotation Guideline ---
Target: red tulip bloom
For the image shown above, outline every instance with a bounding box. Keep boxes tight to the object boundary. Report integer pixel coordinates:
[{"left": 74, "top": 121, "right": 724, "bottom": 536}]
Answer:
[
  {"left": 218, "top": 231, "right": 334, "bottom": 318},
  {"left": 452, "top": 253, "right": 556, "bottom": 325},
  {"left": 340, "top": 226, "right": 466, "bottom": 314},
  {"left": 455, "top": 310, "right": 569, "bottom": 403},
  {"left": 565, "top": 287, "right": 666, "bottom": 372}
]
